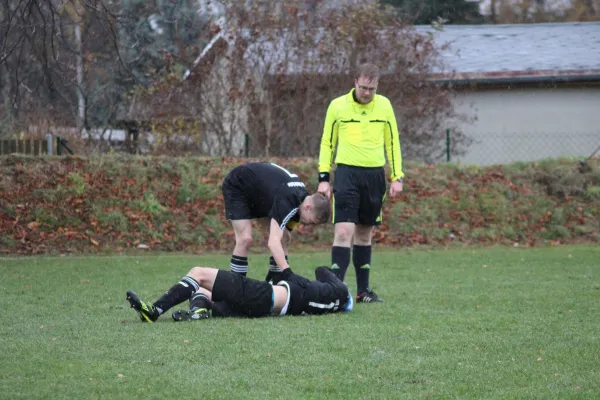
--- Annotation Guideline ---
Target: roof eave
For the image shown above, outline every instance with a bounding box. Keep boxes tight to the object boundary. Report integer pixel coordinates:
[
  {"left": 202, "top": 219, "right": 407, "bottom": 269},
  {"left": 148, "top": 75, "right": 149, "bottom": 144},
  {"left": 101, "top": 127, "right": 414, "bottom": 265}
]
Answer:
[{"left": 432, "top": 74, "right": 600, "bottom": 87}]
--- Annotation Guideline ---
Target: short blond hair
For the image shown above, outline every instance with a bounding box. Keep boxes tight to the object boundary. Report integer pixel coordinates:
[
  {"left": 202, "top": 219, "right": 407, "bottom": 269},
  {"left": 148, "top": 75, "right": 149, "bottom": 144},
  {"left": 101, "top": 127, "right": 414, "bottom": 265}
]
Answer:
[{"left": 310, "top": 192, "right": 331, "bottom": 224}]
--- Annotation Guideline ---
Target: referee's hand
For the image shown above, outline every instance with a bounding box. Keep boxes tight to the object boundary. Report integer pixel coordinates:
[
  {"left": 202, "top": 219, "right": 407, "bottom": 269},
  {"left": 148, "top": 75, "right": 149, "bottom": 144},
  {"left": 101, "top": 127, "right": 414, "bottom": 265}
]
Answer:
[
  {"left": 389, "top": 180, "right": 403, "bottom": 197},
  {"left": 318, "top": 182, "right": 331, "bottom": 198}
]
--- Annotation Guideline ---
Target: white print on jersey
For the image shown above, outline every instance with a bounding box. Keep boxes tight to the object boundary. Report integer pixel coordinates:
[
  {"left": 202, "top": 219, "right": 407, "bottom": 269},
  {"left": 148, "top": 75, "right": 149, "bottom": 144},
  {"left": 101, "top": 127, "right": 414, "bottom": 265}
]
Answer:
[{"left": 287, "top": 182, "right": 305, "bottom": 188}]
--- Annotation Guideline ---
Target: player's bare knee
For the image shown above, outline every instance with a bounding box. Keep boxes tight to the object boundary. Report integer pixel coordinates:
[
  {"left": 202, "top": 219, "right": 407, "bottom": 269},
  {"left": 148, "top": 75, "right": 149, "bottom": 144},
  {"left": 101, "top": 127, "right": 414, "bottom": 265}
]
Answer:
[
  {"left": 187, "top": 266, "right": 205, "bottom": 281},
  {"left": 236, "top": 234, "right": 253, "bottom": 251}
]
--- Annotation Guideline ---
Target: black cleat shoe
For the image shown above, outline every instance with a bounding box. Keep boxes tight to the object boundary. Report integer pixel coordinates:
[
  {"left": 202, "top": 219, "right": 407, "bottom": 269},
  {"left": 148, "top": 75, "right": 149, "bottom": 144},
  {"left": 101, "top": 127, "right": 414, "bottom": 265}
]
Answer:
[
  {"left": 126, "top": 290, "right": 159, "bottom": 322},
  {"left": 356, "top": 289, "right": 384, "bottom": 303},
  {"left": 172, "top": 308, "right": 210, "bottom": 322}
]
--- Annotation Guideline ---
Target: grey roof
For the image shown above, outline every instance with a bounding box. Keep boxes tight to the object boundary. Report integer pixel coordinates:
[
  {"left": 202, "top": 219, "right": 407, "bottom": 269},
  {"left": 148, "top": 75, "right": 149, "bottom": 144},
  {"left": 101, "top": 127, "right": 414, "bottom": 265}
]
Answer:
[
  {"left": 416, "top": 22, "right": 600, "bottom": 78},
  {"left": 196, "top": 22, "right": 600, "bottom": 81}
]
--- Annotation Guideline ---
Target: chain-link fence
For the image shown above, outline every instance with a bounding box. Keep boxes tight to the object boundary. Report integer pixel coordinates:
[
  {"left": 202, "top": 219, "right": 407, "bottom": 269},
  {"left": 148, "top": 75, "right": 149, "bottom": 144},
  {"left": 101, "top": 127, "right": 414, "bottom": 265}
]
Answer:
[{"left": 450, "top": 132, "right": 600, "bottom": 165}]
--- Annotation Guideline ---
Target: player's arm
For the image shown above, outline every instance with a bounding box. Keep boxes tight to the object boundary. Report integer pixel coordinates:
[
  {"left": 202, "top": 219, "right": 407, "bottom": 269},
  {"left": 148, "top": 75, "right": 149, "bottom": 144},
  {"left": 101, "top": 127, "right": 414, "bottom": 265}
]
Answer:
[
  {"left": 279, "top": 267, "right": 310, "bottom": 288},
  {"left": 384, "top": 102, "right": 404, "bottom": 182},
  {"left": 268, "top": 218, "right": 290, "bottom": 271},
  {"left": 318, "top": 101, "right": 339, "bottom": 183}
]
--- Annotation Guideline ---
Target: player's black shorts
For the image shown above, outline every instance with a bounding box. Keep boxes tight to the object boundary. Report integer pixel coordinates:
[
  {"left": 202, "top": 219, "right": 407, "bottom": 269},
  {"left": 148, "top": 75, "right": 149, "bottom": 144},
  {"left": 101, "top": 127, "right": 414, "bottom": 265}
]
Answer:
[
  {"left": 332, "top": 164, "right": 386, "bottom": 225},
  {"left": 211, "top": 270, "right": 273, "bottom": 318},
  {"left": 221, "top": 165, "right": 259, "bottom": 220}
]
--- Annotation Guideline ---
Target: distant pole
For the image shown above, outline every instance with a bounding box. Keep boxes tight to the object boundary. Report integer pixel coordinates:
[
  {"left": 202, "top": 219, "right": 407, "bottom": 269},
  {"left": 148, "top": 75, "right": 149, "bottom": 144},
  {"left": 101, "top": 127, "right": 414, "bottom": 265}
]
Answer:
[
  {"left": 46, "top": 135, "right": 53, "bottom": 155},
  {"left": 446, "top": 128, "right": 450, "bottom": 162},
  {"left": 245, "top": 133, "right": 249, "bottom": 157}
]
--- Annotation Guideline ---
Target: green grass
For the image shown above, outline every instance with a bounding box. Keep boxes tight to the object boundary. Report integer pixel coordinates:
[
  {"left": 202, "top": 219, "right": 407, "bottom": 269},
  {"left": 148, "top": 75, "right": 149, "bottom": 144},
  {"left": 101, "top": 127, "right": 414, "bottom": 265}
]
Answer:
[{"left": 1, "top": 246, "right": 599, "bottom": 399}]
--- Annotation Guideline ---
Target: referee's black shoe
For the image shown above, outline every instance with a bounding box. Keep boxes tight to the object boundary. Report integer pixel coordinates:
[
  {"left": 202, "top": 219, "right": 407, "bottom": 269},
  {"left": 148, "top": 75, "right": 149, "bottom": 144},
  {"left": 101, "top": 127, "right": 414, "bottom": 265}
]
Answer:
[{"left": 356, "top": 289, "right": 384, "bottom": 303}]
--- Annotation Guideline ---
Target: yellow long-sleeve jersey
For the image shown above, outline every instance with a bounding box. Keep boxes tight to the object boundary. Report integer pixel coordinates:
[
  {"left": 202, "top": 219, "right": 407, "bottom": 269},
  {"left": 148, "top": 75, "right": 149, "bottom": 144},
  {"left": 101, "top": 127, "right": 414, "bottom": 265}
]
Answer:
[{"left": 318, "top": 89, "right": 404, "bottom": 182}]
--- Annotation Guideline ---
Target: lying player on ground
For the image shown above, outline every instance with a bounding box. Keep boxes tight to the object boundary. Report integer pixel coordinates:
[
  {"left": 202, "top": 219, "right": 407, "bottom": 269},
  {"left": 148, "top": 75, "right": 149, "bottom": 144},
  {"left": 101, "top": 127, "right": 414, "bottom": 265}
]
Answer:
[{"left": 126, "top": 266, "right": 353, "bottom": 322}]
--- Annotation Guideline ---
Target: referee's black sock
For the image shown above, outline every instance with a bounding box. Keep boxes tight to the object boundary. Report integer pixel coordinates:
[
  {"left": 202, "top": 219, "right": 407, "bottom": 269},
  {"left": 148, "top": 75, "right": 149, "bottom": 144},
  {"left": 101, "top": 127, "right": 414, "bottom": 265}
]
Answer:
[
  {"left": 331, "top": 246, "right": 351, "bottom": 281},
  {"left": 353, "top": 245, "right": 372, "bottom": 294},
  {"left": 153, "top": 276, "right": 200, "bottom": 315},
  {"left": 230, "top": 255, "right": 248, "bottom": 276}
]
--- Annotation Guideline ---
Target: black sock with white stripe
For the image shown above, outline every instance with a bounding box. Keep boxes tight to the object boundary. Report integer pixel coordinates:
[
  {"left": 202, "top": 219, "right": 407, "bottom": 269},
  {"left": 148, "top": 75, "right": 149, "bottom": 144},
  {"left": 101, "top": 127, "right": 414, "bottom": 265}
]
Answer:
[
  {"left": 230, "top": 255, "right": 248, "bottom": 276},
  {"left": 189, "top": 292, "right": 212, "bottom": 311},
  {"left": 265, "top": 255, "right": 287, "bottom": 282},
  {"left": 153, "top": 276, "right": 200, "bottom": 315},
  {"left": 269, "top": 255, "right": 288, "bottom": 273}
]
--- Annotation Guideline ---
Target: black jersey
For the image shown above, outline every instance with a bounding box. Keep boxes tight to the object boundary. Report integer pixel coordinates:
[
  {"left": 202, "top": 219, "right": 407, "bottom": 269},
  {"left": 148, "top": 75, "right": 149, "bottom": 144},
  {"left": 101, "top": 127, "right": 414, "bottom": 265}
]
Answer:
[
  {"left": 223, "top": 162, "right": 309, "bottom": 231},
  {"left": 280, "top": 267, "right": 351, "bottom": 316}
]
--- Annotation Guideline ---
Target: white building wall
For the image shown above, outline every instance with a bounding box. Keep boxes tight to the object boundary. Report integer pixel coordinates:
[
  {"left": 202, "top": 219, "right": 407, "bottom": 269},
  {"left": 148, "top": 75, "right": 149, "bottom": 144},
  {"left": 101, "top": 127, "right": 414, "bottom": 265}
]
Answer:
[
  {"left": 200, "top": 54, "right": 249, "bottom": 156},
  {"left": 451, "top": 86, "right": 600, "bottom": 165}
]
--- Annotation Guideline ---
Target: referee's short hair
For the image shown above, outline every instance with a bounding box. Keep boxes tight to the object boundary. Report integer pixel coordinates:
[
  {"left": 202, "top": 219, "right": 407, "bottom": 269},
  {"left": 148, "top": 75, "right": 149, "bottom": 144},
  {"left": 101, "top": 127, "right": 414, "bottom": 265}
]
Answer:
[
  {"left": 311, "top": 192, "right": 331, "bottom": 224},
  {"left": 355, "top": 63, "right": 380, "bottom": 82}
]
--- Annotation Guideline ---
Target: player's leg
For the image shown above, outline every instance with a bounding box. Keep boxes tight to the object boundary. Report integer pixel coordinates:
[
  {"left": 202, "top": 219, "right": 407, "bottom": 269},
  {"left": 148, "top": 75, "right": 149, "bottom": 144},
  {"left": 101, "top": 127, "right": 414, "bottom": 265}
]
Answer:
[
  {"left": 353, "top": 167, "right": 386, "bottom": 303},
  {"left": 230, "top": 219, "right": 253, "bottom": 276},
  {"left": 186, "top": 266, "right": 219, "bottom": 291},
  {"left": 331, "top": 165, "right": 359, "bottom": 281},
  {"left": 172, "top": 269, "right": 271, "bottom": 320},
  {"left": 223, "top": 168, "right": 254, "bottom": 276},
  {"left": 126, "top": 267, "right": 208, "bottom": 323},
  {"left": 172, "top": 287, "right": 212, "bottom": 321}
]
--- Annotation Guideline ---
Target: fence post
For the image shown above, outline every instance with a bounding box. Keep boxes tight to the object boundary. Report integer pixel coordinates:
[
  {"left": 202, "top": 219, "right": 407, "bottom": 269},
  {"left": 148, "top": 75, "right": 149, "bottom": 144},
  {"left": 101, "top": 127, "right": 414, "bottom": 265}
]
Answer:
[
  {"left": 446, "top": 128, "right": 451, "bottom": 162},
  {"left": 46, "top": 135, "right": 53, "bottom": 155}
]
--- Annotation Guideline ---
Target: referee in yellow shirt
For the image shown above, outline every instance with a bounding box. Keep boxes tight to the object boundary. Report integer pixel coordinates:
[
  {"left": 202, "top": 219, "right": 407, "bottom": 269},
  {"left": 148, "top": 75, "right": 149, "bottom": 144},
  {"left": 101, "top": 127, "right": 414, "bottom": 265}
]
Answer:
[{"left": 317, "top": 63, "right": 404, "bottom": 303}]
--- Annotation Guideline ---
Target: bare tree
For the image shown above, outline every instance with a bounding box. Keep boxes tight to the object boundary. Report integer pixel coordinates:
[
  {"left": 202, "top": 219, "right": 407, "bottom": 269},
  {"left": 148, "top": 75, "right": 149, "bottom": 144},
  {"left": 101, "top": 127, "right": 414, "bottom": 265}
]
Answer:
[
  {"left": 127, "top": 0, "right": 472, "bottom": 161},
  {"left": 212, "top": 1, "right": 471, "bottom": 162},
  {"left": 2, "top": 0, "right": 472, "bottom": 161},
  {"left": 0, "top": 0, "right": 125, "bottom": 138}
]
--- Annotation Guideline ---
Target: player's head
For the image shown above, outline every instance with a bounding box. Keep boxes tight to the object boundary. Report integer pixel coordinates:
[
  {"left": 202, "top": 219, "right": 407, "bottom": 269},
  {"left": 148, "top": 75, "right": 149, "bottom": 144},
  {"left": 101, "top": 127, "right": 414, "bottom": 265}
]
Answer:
[{"left": 299, "top": 192, "right": 331, "bottom": 225}]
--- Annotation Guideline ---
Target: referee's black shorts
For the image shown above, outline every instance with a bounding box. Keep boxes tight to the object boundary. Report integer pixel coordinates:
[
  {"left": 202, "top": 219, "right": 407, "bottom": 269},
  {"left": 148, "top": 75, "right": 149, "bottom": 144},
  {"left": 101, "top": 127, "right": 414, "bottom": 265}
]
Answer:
[
  {"left": 332, "top": 164, "right": 386, "bottom": 225},
  {"left": 221, "top": 165, "right": 258, "bottom": 220},
  {"left": 211, "top": 270, "right": 273, "bottom": 318}
]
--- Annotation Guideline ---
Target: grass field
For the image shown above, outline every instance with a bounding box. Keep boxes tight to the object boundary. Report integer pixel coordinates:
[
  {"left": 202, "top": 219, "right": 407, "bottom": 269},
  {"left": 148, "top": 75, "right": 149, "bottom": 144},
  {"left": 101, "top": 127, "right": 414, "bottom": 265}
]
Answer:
[{"left": 1, "top": 245, "right": 599, "bottom": 399}]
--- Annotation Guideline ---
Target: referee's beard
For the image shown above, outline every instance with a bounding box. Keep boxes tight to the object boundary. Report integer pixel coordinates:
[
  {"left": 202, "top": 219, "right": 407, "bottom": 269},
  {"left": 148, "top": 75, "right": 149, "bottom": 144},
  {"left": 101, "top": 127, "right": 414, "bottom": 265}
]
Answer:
[{"left": 355, "top": 92, "right": 374, "bottom": 104}]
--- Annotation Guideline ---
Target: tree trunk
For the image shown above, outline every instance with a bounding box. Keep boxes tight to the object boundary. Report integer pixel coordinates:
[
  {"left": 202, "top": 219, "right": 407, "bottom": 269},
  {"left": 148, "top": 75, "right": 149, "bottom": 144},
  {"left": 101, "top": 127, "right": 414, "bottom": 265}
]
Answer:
[{"left": 75, "top": 17, "right": 86, "bottom": 133}]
